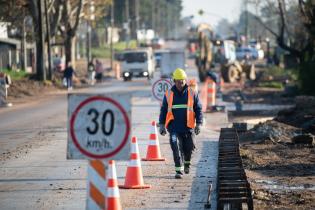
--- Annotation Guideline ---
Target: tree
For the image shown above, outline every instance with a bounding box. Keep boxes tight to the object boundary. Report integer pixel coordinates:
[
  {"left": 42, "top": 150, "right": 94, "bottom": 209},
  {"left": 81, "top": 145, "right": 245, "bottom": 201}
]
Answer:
[
  {"left": 57, "top": 0, "right": 83, "bottom": 66},
  {"left": 0, "top": 0, "right": 64, "bottom": 80},
  {"left": 255, "top": 0, "right": 315, "bottom": 94}
]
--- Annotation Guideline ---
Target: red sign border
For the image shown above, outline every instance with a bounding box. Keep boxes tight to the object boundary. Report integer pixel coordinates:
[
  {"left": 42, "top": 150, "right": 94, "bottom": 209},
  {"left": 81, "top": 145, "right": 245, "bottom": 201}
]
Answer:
[
  {"left": 152, "top": 79, "right": 172, "bottom": 101},
  {"left": 70, "top": 96, "right": 130, "bottom": 159}
]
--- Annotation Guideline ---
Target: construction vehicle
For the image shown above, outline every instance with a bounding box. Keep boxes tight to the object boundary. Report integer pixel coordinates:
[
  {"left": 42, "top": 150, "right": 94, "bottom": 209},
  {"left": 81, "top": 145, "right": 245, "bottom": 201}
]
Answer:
[
  {"left": 213, "top": 40, "right": 256, "bottom": 83},
  {"left": 192, "top": 23, "right": 256, "bottom": 83},
  {"left": 193, "top": 23, "right": 214, "bottom": 82}
]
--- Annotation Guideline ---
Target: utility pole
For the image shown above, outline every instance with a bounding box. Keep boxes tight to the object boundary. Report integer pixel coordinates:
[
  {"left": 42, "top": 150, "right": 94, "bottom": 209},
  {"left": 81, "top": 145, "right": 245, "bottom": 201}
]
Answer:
[
  {"left": 244, "top": 0, "right": 249, "bottom": 43},
  {"left": 87, "top": 1, "right": 95, "bottom": 65},
  {"left": 86, "top": 23, "right": 91, "bottom": 63},
  {"left": 110, "top": 1, "right": 114, "bottom": 70},
  {"left": 44, "top": 0, "right": 52, "bottom": 80},
  {"left": 21, "top": 15, "right": 27, "bottom": 71},
  {"left": 125, "top": 0, "right": 130, "bottom": 48},
  {"left": 135, "top": 0, "right": 139, "bottom": 47},
  {"left": 38, "top": 0, "right": 46, "bottom": 80},
  {"left": 155, "top": 0, "right": 160, "bottom": 37},
  {"left": 151, "top": 0, "right": 155, "bottom": 32}
]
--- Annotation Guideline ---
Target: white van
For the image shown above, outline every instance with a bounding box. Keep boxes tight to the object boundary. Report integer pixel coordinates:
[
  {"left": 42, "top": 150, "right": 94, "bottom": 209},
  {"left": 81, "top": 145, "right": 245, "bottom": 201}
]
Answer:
[{"left": 121, "top": 48, "right": 155, "bottom": 81}]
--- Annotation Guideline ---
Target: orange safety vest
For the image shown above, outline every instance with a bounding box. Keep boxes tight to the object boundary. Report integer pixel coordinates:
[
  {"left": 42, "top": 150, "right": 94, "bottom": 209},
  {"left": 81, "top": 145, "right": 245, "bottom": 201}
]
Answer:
[{"left": 165, "top": 88, "right": 196, "bottom": 129}]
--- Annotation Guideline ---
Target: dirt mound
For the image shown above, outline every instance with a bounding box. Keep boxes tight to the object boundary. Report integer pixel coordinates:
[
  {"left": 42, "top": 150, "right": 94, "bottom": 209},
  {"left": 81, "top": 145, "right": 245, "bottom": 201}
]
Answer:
[
  {"left": 7, "top": 78, "right": 61, "bottom": 100},
  {"left": 275, "top": 96, "right": 315, "bottom": 134},
  {"left": 239, "top": 120, "right": 300, "bottom": 144}
]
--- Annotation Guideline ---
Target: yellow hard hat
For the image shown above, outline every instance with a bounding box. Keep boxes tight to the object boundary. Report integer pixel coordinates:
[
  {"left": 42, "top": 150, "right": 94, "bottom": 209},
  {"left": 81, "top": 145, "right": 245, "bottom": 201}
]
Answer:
[{"left": 173, "top": 68, "right": 187, "bottom": 80}]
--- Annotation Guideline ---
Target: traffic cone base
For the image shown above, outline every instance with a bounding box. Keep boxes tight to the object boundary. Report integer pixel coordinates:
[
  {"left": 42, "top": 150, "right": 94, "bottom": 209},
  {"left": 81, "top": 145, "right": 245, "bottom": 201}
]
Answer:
[
  {"left": 107, "top": 198, "right": 121, "bottom": 210},
  {"left": 119, "top": 184, "right": 151, "bottom": 189}
]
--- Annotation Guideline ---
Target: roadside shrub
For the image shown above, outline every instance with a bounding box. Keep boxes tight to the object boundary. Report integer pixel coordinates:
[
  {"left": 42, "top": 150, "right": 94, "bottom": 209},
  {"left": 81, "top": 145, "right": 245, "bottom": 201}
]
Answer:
[
  {"left": 258, "top": 81, "right": 284, "bottom": 89},
  {"left": 265, "top": 66, "right": 298, "bottom": 81},
  {"left": 0, "top": 69, "right": 29, "bottom": 80},
  {"left": 299, "top": 61, "right": 315, "bottom": 96},
  {"left": 91, "top": 40, "right": 137, "bottom": 59}
]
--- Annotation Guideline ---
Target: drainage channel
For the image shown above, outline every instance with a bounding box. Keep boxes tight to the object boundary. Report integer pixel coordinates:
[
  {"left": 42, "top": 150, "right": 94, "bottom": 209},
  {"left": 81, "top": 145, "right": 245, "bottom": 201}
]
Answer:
[{"left": 217, "top": 128, "right": 253, "bottom": 210}]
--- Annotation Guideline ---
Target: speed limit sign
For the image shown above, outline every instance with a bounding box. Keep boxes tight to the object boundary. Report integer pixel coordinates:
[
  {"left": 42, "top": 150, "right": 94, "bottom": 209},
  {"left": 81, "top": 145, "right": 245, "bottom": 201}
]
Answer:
[
  {"left": 151, "top": 78, "right": 173, "bottom": 102},
  {"left": 67, "top": 93, "right": 131, "bottom": 160}
]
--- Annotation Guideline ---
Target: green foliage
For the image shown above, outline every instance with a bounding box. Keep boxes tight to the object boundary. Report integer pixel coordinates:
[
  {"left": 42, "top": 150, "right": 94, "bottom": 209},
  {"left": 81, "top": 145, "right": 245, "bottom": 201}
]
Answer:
[
  {"left": 265, "top": 66, "right": 298, "bottom": 81},
  {"left": 91, "top": 40, "right": 137, "bottom": 58},
  {"left": 258, "top": 81, "right": 284, "bottom": 89},
  {"left": 299, "top": 61, "right": 315, "bottom": 96},
  {"left": 0, "top": 69, "right": 29, "bottom": 80}
]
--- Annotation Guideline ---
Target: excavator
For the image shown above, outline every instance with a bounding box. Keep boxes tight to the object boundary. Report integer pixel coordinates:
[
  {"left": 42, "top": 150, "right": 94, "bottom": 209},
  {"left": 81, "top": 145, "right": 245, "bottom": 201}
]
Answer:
[{"left": 191, "top": 23, "right": 256, "bottom": 83}]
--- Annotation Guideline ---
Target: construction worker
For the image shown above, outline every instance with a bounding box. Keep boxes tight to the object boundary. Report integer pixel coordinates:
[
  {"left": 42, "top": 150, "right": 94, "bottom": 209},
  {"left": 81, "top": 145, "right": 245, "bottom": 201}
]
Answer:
[{"left": 159, "top": 68, "right": 203, "bottom": 179}]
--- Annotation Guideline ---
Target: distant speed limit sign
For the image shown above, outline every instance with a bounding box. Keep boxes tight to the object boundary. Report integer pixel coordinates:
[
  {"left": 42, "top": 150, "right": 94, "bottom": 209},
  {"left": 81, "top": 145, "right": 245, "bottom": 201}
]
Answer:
[
  {"left": 67, "top": 93, "right": 131, "bottom": 160},
  {"left": 152, "top": 78, "right": 172, "bottom": 102}
]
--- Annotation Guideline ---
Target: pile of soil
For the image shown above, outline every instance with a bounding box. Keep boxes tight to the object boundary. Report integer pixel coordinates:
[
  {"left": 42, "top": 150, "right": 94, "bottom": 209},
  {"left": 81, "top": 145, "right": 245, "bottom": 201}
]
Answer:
[
  {"left": 222, "top": 86, "right": 295, "bottom": 105},
  {"left": 237, "top": 96, "right": 315, "bottom": 210},
  {"left": 7, "top": 78, "right": 61, "bottom": 101},
  {"left": 275, "top": 96, "right": 315, "bottom": 134}
]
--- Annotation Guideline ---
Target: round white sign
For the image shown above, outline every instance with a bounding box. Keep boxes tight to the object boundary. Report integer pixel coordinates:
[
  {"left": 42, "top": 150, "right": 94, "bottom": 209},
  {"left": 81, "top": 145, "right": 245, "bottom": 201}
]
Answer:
[
  {"left": 69, "top": 96, "right": 130, "bottom": 159},
  {"left": 152, "top": 79, "right": 172, "bottom": 102}
]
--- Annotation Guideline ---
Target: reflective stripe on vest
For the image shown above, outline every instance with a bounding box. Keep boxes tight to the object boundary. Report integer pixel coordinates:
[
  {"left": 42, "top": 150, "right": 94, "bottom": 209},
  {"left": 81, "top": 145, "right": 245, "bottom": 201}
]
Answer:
[
  {"left": 165, "top": 88, "right": 196, "bottom": 129},
  {"left": 172, "top": 104, "right": 188, "bottom": 109}
]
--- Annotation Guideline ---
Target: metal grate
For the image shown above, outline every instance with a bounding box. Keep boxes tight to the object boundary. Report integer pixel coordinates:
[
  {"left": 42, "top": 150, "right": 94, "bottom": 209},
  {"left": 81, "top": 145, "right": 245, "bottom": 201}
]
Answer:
[{"left": 217, "top": 128, "right": 253, "bottom": 210}]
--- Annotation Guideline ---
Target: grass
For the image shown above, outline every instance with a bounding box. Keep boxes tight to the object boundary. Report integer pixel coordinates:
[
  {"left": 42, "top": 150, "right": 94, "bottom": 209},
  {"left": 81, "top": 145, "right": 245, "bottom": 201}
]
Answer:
[
  {"left": 258, "top": 81, "right": 284, "bottom": 89},
  {"left": 91, "top": 40, "right": 137, "bottom": 59},
  {"left": 0, "top": 69, "right": 29, "bottom": 80},
  {"left": 265, "top": 66, "right": 298, "bottom": 81}
]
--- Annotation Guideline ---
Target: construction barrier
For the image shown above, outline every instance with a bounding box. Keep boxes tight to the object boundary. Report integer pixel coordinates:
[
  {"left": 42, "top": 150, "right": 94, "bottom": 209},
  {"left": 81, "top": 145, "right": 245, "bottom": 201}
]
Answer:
[
  {"left": 188, "top": 78, "right": 198, "bottom": 93},
  {"left": 119, "top": 136, "right": 151, "bottom": 189},
  {"left": 142, "top": 121, "right": 166, "bottom": 161},
  {"left": 86, "top": 160, "right": 106, "bottom": 210},
  {"left": 206, "top": 78, "right": 216, "bottom": 111},
  {"left": 107, "top": 160, "right": 122, "bottom": 210},
  {"left": 114, "top": 62, "right": 120, "bottom": 79}
]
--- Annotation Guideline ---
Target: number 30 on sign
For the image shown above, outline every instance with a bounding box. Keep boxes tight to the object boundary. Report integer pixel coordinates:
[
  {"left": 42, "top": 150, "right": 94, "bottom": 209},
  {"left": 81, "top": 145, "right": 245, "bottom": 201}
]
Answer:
[
  {"left": 152, "top": 78, "right": 172, "bottom": 102},
  {"left": 67, "top": 94, "right": 131, "bottom": 160}
]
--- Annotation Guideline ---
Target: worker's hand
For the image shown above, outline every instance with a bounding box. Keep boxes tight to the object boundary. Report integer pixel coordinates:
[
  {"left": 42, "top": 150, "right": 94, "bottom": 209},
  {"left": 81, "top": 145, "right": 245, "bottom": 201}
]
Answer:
[
  {"left": 159, "top": 124, "right": 167, "bottom": 136},
  {"left": 194, "top": 124, "right": 201, "bottom": 135}
]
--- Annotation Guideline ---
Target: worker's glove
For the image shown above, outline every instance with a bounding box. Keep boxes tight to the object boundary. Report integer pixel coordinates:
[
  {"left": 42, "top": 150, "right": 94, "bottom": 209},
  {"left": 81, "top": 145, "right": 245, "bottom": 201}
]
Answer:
[
  {"left": 159, "top": 124, "right": 167, "bottom": 136},
  {"left": 194, "top": 124, "right": 201, "bottom": 135}
]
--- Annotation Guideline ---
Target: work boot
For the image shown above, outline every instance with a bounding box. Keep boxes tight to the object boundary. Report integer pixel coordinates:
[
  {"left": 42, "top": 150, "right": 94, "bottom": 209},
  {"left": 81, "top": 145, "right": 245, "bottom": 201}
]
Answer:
[
  {"left": 175, "top": 171, "right": 183, "bottom": 179},
  {"left": 184, "top": 164, "right": 190, "bottom": 174}
]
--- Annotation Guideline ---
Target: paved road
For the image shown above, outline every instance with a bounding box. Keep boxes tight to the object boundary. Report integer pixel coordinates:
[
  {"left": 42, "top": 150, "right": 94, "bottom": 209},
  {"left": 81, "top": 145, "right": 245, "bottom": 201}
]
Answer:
[{"left": 0, "top": 42, "right": 229, "bottom": 209}]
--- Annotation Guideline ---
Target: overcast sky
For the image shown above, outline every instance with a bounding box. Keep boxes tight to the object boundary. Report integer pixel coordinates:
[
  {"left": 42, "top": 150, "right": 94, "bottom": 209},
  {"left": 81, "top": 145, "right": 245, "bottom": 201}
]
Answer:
[{"left": 182, "top": 0, "right": 243, "bottom": 27}]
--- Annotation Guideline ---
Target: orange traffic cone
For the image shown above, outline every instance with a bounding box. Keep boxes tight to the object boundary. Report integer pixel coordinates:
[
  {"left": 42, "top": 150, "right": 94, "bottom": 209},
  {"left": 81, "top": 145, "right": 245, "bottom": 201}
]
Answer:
[
  {"left": 119, "top": 137, "right": 151, "bottom": 189},
  {"left": 107, "top": 160, "right": 122, "bottom": 210},
  {"left": 142, "top": 121, "right": 165, "bottom": 161},
  {"left": 206, "top": 78, "right": 216, "bottom": 111}
]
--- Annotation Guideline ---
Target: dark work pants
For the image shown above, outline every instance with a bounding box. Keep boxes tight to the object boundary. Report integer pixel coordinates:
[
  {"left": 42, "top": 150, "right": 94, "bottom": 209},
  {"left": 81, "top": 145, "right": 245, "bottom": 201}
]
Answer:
[
  {"left": 169, "top": 132, "right": 195, "bottom": 170},
  {"left": 66, "top": 77, "right": 72, "bottom": 88}
]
